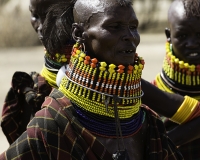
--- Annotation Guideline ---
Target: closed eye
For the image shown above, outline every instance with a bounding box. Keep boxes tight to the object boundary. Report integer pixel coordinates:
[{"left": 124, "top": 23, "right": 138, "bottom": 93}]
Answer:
[
  {"left": 108, "top": 23, "right": 120, "bottom": 29},
  {"left": 129, "top": 25, "right": 137, "bottom": 30}
]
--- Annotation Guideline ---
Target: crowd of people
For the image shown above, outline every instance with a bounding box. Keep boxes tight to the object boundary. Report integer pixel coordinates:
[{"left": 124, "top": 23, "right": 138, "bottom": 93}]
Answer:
[{"left": 0, "top": 0, "right": 200, "bottom": 159}]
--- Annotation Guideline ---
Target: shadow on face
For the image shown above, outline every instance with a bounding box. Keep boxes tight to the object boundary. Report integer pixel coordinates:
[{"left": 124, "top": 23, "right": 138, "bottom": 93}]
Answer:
[
  {"left": 73, "top": 0, "right": 140, "bottom": 66},
  {"left": 29, "top": 0, "right": 65, "bottom": 42},
  {"left": 168, "top": 0, "right": 200, "bottom": 65}
]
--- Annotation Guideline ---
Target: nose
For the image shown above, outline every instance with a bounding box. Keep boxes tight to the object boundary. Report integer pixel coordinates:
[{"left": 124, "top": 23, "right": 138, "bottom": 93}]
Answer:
[
  {"left": 186, "top": 37, "right": 199, "bottom": 48},
  {"left": 122, "top": 28, "right": 140, "bottom": 45},
  {"left": 37, "top": 23, "right": 43, "bottom": 40}
]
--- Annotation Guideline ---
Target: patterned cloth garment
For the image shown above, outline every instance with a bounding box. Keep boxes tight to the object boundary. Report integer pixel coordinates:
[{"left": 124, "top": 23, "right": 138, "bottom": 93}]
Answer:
[
  {"left": 1, "top": 71, "right": 52, "bottom": 144},
  {"left": 0, "top": 88, "right": 183, "bottom": 160}
]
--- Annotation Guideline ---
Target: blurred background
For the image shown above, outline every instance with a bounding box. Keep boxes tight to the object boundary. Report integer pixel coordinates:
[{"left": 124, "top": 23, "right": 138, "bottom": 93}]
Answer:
[
  {"left": 0, "top": 0, "right": 173, "bottom": 48},
  {"left": 0, "top": 0, "right": 173, "bottom": 154}
]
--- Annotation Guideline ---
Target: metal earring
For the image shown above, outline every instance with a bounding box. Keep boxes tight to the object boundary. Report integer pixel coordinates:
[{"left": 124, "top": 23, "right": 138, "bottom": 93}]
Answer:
[{"left": 72, "top": 28, "right": 86, "bottom": 52}]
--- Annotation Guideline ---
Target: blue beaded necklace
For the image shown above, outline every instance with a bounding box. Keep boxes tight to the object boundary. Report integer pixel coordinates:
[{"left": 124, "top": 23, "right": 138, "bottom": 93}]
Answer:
[{"left": 73, "top": 103, "right": 145, "bottom": 138}]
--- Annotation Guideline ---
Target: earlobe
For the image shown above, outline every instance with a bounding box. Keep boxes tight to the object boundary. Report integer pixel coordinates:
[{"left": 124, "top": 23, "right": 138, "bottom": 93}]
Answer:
[
  {"left": 72, "top": 23, "right": 85, "bottom": 43},
  {"left": 165, "top": 28, "right": 171, "bottom": 42}
]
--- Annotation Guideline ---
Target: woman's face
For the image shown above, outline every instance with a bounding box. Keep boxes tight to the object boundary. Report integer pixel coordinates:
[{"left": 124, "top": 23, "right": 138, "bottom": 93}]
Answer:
[
  {"left": 29, "top": 0, "right": 58, "bottom": 41},
  {"left": 83, "top": 4, "right": 140, "bottom": 66},
  {"left": 170, "top": 15, "right": 200, "bottom": 65}
]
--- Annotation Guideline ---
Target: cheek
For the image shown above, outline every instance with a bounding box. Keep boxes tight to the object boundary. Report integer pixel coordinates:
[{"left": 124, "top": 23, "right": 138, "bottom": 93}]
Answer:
[
  {"left": 87, "top": 31, "right": 110, "bottom": 49},
  {"left": 172, "top": 42, "right": 184, "bottom": 57}
]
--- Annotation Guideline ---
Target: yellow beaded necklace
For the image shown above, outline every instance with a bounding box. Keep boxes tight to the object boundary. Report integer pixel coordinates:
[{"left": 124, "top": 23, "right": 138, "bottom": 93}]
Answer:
[
  {"left": 59, "top": 42, "right": 145, "bottom": 119},
  {"left": 155, "top": 42, "right": 200, "bottom": 100},
  {"left": 41, "top": 45, "right": 73, "bottom": 88},
  {"left": 163, "top": 42, "right": 200, "bottom": 86}
]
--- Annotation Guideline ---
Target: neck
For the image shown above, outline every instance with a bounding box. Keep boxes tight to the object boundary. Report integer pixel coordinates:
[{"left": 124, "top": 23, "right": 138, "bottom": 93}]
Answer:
[{"left": 59, "top": 42, "right": 145, "bottom": 119}]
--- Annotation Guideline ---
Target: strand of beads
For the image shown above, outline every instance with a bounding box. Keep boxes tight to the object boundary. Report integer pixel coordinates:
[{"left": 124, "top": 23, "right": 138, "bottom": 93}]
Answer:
[
  {"left": 67, "top": 42, "right": 144, "bottom": 106},
  {"left": 59, "top": 76, "right": 141, "bottom": 119},
  {"left": 163, "top": 42, "right": 200, "bottom": 86}
]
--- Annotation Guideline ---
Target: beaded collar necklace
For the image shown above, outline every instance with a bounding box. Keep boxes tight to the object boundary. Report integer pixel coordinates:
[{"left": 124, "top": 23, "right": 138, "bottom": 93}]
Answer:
[
  {"left": 40, "top": 44, "right": 73, "bottom": 88},
  {"left": 161, "top": 41, "right": 200, "bottom": 96},
  {"left": 59, "top": 42, "right": 145, "bottom": 119},
  {"left": 59, "top": 42, "right": 145, "bottom": 160},
  {"left": 73, "top": 102, "right": 146, "bottom": 138},
  {"left": 44, "top": 44, "right": 73, "bottom": 70}
]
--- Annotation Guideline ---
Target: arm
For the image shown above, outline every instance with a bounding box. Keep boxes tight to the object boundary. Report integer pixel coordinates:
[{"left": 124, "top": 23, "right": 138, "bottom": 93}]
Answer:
[
  {"left": 141, "top": 78, "right": 200, "bottom": 146},
  {"left": 141, "top": 78, "right": 184, "bottom": 117}
]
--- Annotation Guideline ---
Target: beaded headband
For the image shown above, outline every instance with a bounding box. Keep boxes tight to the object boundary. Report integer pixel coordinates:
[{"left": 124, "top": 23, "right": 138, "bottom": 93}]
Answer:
[
  {"left": 161, "top": 41, "right": 200, "bottom": 95},
  {"left": 59, "top": 42, "right": 145, "bottom": 119}
]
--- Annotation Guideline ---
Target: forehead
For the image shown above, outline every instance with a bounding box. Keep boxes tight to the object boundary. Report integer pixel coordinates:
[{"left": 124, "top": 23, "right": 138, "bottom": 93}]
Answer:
[
  {"left": 89, "top": 4, "right": 137, "bottom": 24},
  {"left": 74, "top": 0, "right": 135, "bottom": 22},
  {"left": 168, "top": 1, "right": 185, "bottom": 24}
]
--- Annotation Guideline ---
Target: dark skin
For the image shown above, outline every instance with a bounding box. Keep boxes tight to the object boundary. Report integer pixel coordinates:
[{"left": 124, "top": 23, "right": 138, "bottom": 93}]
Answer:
[
  {"left": 73, "top": 1, "right": 147, "bottom": 159},
  {"left": 28, "top": 0, "right": 183, "bottom": 118},
  {"left": 165, "top": 0, "right": 200, "bottom": 65},
  {"left": 72, "top": 0, "right": 200, "bottom": 150},
  {"left": 29, "top": 0, "right": 198, "bottom": 147},
  {"left": 29, "top": 0, "right": 65, "bottom": 42},
  {"left": 162, "top": 0, "right": 200, "bottom": 145},
  {"left": 18, "top": 0, "right": 60, "bottom": 135}
]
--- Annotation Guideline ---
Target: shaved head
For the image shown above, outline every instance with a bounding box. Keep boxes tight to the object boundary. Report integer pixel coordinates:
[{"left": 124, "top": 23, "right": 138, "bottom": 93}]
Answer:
[
  {"left": 166, "top": 0, "right": 200, "bottom": 65},
  {"left": 73, "top": 0, "right": 133, "bottom": 24},
  {"left": 168, "top": 0, "right": 200, "bottom": 24},
  {"left": 168, "top": 0, "right": 185, "bottom": 26}
]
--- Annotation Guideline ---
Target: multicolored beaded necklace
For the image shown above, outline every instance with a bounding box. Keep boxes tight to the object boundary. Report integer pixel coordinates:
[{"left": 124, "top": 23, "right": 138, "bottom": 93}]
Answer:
[
  {"left": 40, "top": 44, "right": 73, "bottom": 88},
  {"left": 160, "top": 41, "right": 200, "bottom": 97},
  {"left": 44, "top": 44, "right": 73, "bottom": 69},
  {"left": 59, "top": 42, "right": 145, "bottom": 159},
  {"left": 59, "top": 42, "right": 145, "bottom": 119}
]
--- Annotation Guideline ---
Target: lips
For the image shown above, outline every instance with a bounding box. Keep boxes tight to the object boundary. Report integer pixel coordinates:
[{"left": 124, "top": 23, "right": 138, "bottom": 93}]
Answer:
[
  {"left": 185, "top": 52, "right": 200, "bottom": 64},
  {"left": 186, "top": 52, "right": 200, "bottom": 59},
  {"left": 119, "top": 48, "right": 136, "bottom": 55},
  {"left": 121, "top": 50, "right": 134, "bottom": 54}
]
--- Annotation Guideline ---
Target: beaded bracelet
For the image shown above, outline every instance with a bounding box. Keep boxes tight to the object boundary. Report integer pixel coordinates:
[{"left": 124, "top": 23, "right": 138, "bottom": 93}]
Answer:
[{"left": 170, "top": 95, "right": 199, "bottom": 124}]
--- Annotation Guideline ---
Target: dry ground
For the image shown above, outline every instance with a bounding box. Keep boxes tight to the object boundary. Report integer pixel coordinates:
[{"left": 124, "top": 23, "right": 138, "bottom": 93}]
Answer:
[{"left": 0, "top": 33, "right": 166, "bottom": 153}]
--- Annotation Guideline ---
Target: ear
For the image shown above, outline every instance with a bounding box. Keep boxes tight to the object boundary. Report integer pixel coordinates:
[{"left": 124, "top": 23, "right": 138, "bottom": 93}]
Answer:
[
  {"left": 72, "top": 23, "right": 87, "bottom": 43},
  {"left": 165, "top": 28, "right": 171, "bottom": 42}
]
